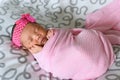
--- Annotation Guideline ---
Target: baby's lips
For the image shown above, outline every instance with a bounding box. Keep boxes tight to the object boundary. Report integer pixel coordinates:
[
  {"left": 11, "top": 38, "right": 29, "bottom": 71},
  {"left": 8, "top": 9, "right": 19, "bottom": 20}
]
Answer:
[
  {"left": 38, "top": 36, "right": 42, "bottom": 44},
  {"left": 41, "top": 38, "right": 45, "bottom": 44}
]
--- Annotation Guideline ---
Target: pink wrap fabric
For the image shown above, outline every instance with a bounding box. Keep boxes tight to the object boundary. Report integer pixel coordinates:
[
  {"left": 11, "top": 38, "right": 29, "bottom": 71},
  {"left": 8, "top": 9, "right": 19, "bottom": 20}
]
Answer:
[
  {"left": 33, "top": 0, "right": 120, "bottom": 80},
  {"left": 33, "top": 28, "right": 115, "bottom": 80}
]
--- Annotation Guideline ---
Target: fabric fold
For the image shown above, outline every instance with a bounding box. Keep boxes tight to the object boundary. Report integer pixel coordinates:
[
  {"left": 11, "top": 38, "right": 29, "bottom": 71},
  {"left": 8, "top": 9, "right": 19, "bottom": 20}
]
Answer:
[{"left": 85, "top": 0, "right": 120, "bottom": 45}]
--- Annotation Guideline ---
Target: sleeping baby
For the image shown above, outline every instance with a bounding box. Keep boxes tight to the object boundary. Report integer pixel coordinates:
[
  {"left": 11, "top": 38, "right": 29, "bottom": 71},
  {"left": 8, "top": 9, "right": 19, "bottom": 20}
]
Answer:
[{"left": 11, "top": 0, "right": 120, "bottom": 79}]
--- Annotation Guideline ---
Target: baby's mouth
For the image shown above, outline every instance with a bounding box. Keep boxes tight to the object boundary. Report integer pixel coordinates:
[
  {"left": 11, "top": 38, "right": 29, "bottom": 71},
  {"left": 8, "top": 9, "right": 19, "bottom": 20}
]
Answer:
[
  {"left": 38, "top": 37, "right": 46, "bottom": 45},
  {"left": 41, "top": 38, "right": 47, "bottom": 44}
]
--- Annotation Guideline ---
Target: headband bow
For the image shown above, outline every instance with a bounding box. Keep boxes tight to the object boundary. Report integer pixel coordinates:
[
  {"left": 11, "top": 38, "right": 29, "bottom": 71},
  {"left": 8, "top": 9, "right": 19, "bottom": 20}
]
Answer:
[{"left": 12, "top": 13, "right": 36, "bottom": 47}]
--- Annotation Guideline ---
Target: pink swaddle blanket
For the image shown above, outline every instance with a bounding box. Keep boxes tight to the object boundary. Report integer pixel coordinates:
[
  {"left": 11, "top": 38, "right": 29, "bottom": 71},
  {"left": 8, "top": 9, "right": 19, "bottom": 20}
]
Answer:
[
  {"left": 33, "top": 28, "right": 115, "bottom": 80},
  {"left": 33, "top": 0, "right": 120, "bottom": 79}
]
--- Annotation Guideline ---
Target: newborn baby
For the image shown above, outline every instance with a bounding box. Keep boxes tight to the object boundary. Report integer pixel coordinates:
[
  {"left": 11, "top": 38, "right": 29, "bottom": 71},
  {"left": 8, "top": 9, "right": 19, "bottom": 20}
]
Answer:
[{"left": 11, "top": 0, "right": 120, "bottom": 79}]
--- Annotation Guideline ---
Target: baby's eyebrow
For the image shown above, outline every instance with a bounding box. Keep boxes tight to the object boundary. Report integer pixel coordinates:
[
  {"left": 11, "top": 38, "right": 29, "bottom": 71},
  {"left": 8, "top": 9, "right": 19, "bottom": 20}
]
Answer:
[{"left": 35, "top": 44, "right": 41, "bottom": 46}]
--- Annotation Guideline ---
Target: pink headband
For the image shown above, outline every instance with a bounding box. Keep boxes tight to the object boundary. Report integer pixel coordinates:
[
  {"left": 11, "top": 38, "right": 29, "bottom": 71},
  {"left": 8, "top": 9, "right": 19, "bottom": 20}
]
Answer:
[{"left": 12, "top": 13, "right": 36, "bottom": 47}]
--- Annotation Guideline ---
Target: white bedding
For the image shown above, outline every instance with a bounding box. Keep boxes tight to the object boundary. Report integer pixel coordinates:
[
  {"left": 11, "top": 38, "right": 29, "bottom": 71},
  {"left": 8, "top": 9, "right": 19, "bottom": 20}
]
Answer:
[{"left": 1, "top": 0, "right": 120, "bottom": 80}]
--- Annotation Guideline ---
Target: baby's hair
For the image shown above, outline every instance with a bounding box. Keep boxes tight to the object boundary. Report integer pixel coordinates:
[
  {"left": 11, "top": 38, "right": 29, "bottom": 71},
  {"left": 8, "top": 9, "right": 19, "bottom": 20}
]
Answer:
[{"left": 11, "top": 24, "right": 16, "bottom": 40}]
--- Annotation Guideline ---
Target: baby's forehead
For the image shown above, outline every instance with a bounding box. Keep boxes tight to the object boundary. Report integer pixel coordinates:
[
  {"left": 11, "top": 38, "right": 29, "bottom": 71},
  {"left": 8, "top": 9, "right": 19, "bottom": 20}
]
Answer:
[
  {"left": 23, "top": 23, "right": 38, "bottom": 32},
  {"left": 26, "top": 22, "right": 38, "bottom": 28},
  {"left": 20, "top": 23, "right": 34, "bottom": 45}
]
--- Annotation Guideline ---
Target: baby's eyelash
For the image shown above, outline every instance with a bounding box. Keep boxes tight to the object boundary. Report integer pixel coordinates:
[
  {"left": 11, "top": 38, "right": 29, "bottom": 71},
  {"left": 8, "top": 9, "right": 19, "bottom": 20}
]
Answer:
[{"left": 35, "top": 44, "right": 40, "bottom": 46}]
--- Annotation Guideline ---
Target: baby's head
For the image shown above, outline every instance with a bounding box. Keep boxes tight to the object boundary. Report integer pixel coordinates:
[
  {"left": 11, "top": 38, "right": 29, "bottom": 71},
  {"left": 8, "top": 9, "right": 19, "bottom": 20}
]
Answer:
[{"left": 11, "top": 13, "right": 48, "bottom": 53}]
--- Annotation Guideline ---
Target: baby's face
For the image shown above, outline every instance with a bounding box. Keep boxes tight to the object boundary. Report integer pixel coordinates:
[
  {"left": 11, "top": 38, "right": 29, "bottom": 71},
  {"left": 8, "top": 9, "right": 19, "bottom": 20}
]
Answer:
[{"left": 20, "top": 23, "right": 48, "bottom": 53}]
